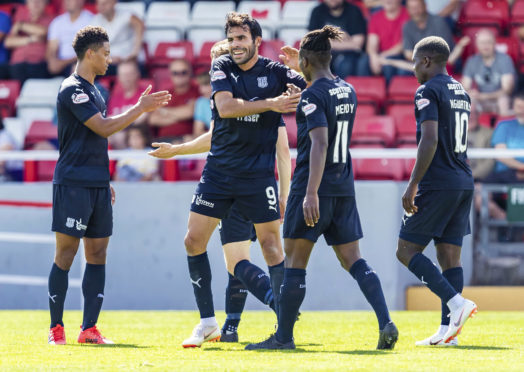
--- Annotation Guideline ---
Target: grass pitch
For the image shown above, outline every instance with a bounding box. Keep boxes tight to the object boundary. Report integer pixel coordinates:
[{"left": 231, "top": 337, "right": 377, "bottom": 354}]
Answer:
[{"left": 0, "top": 310, "right": 523, "bottom": 371}]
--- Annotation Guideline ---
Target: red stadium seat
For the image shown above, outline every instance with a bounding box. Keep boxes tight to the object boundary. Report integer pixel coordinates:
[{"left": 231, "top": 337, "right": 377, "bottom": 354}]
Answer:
[
  {"left": 0, "top": 3, "right": 20, "bottom": 17},
  {"left": 24, "top": 121, "right": 57, "bottom": 149},
  {"left": 282, "top": 113, "right": 297, "bottom": 148},
  {"left": 459, "top": 0, "right": 509, "bottom": 31},
  {"left": 398, "top": 143, "right": 417, "bottom": 179},
  {"left": 495, "top": 37, "right": 519, "bottom": 65},
  {"left": 386, "top": 104, "right": 417, "bottom": 144},
  {"left": 511, "top": 0, "right": 524, "bottom": 25},
  {"left": 259, "top": 39, "right": 285, "bottom": 62},
  {"left": 0, "top": 80, "right": 21, "bottom": 117},
  {"left": 346, "top": 76, "right": 386, "bottom": 111},
  {"left": 352, "top": 115, "right": 396, "bottom": 147},
  {"left": 150, "top": 67, "right": 172, "bottom": 92},
  {"left": 23, "top": 160, "right": 57, "bottom": 182},
  {"left": 355, "top": 104, "right": 376, "bottom": 121},
  {"left": 194, "top": 40, "right": 218, "bottom": 68},
  {"left": 151, "top": 41, "right": 194, "bottom": 68},
  {"left": 178, "top": 159, "right": 206, "bottom": 181},
  {"left": 387, "top": 76, "right": 419, "bottom": 105},
  {"left": 354, "top": 158, "right": 404, "bottom": 181}
]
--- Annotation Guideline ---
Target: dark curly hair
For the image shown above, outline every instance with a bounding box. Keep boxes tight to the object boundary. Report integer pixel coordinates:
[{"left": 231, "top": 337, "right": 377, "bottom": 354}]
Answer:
[
  {"left": 225, "top": 12, "right": 262, "bottom": 41},
  {"left": 72, "top": 26, "right": 109, "bottom": 60},
  {"left": 299, "top": 25, "right": 344, "bottom": 66}
]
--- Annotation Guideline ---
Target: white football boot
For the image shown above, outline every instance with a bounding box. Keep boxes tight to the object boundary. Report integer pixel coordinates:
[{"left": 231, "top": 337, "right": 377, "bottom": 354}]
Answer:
[
  {"left": 443, "top": 298, "right": 478, "bottom": 343},
  {"left": 182, "top": 323, "right": 221, "bottom": 348},
  {"left": 415, "top": 329, "right": 458, "bottom": 346}
]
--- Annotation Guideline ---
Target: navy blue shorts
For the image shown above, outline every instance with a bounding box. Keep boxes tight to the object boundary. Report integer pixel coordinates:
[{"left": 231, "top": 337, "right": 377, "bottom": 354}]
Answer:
[
  {"left": 52, "top": 184, "right": 113, "bottom": 238},
  {"left": 399, "top": 189, "right": 473, "bottom": 246},
  {"left": 283, "top": 194, "right": 363, "bottom": 245},
  {"left": 219, "top": 205, "right": 257, "bottom": 245},
  {"left": 190, "top": 167, "right": 280, "bottom": 224}
]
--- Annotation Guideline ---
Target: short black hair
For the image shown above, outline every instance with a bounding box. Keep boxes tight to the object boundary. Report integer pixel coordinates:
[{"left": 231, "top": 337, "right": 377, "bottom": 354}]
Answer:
[
  {"left": 225, "top": 12, "right": 262, "bottom": 41},
  {"left": 414, "top": 36, "right": 450, "bottom": 65},
  {"left": 72, "top": 26, "right": 109, "bottom": 60},
  {"left": 299, "top": 25, "right": 343, "bottom": 66},
  {"left": 514, "top": 91, "right": 524, "bottom": 101}
]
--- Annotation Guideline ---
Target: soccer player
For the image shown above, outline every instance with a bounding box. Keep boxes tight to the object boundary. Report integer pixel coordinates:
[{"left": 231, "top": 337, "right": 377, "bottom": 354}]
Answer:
[
  {"left": 170, "top": 12, "right": 306, "bottom": 348},
  {"left": 47, "top": 26, "right": 170, "bottom": 345},
  {"left": 246, "top": 26, "right": 397, "bottom": 351},
  {"left": 150, "top": 40, "right": 293, "bottom": 342},
  {"left": 396, "top": 36, "right": 477, "bottom": 346}
]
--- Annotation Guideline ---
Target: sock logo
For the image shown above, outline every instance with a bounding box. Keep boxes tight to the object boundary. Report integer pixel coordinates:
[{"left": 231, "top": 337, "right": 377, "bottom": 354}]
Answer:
[
  {"left": 48, "top": 292, "right": 57, "bottom": 303},
  {"left": 97, "top": 293, "right": 104, "bottom": 299},
  {"left": 365, "top": 270, "right": 376, "bottom": 275},
  {"left": 299, "top": 284, "right": 306, "bottom": 289},
  {"left": 421, "top": 276, "right": 428, "bottom": 285},
  {"left": 191, "top": 277, "right": 203, "bottom": 288}
]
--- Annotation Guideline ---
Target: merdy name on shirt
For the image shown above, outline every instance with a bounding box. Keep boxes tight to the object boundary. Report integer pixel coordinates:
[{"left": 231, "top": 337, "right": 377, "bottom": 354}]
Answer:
[
  {"left": 447, "top": 83, "right": 466, "bottom": 95},
  {"left": 329, "top": 86, "right": 352, "bottom": 99},
  {"left": 449, "top": 99, "right": 471, "bottom": 111},
  {"left": 335, "top": 103, "right": 355, "bottom": 115},
  {"left": 237, "top": 114, "right": 260, "bottom": 123}
]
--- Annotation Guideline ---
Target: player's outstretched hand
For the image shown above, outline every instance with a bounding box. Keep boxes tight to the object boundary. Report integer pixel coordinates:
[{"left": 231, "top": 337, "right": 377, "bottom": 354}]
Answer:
[
  {"left": 138, "top": 85, "right": 171, "bottom": 113},
  {"left": 402, "top": 182, "right": 419, "bottom": 215},
  {"left": 285, "top": 83, "right": 302, "bottom": 96},
  {"left": 148, "top": 142, "right": 179, "bottom": 159},
  {"left": 303, "top": 193, "right": 319, "bottom": 227},
  {"left": 279, "top": 46, "right": 300, "bottom": 72},
  {"left": 270, "top": 92, "right": 301, "bottom": 113}
]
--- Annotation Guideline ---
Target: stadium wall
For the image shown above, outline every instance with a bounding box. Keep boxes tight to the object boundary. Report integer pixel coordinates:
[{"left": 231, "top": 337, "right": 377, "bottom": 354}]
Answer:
[{"left": 0, "top": 182, "right": 472, "bottom": 311}]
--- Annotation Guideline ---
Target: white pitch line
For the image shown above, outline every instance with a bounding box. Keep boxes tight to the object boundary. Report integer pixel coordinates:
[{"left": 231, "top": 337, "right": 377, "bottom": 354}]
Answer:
[
  {"left": 0, "top": 274, "right": 81, "bottom": 287},
  {"left": 0, "top": 232, "right": 55, "bottom": 244}
]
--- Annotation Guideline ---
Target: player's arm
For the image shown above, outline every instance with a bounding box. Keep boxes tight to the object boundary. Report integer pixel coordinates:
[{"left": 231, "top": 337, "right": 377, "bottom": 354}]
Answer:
[
  {"left": 149, "top": 100, "right": 196, "bottom": 127},
  {"left": 303, "top": 126, "right": 328, "bottom": 227},
  {"left": 493, "top": 143, "right": 524, "bottom": 171},
  {"left": 127, "top": 14, "right": 144, "bottom": 61},
  {"left": 402, "top": 120, "right": 438, "bottom": 214},
  {"left": 276, "top": 126, "right": 291, "bottom": 223},
  {"left": 214, "top": 90, "right": 300, "bottom": 118},
  {"left": 149, "top": 120, "right": 214, "bottom": 159},
  {"left": 84, "top": 85, "right": 170, "bottom": 138}
]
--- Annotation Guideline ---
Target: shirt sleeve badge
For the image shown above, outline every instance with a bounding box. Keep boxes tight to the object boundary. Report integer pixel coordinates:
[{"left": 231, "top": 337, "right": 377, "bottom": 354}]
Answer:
[{"left": 71, "top": 92, "right": 89, "bottom": 104}]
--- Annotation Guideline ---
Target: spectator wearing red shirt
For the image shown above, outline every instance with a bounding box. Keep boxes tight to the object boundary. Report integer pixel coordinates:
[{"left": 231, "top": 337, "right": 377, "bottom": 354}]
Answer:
[
  {"left": 107, "top": 60, "right": 148, "bottom": 149},
  {"left": 5, "top": 0, "right": 52, "bottom": 83},
  {"left": 148, "top": 59, "right": 199, "bottom": 142},
  {"left": 364, "top": 0, "right": 411, "bottom": 83}
]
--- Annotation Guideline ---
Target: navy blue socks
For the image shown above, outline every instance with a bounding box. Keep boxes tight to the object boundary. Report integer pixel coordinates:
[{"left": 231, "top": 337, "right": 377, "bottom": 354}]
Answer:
[
  {"left": 81, "top": 263, "right": 105, "bottom": 331},
  {"left": 48, "top": 263, "right": 69, "bottom": 328},
  {"left": 349, "top": 259, "right": 391, "bottom": 330},
  {"left": 268, "top": 261, "right": 284, "bottom": 318},
  {"left": 441, "top": 267, "right": 464, "bottom": 325},
  {"left": 408, "top": 253, "right": 457, "bottom": 303},
  {"left": 234, "top": 260, "right": 275, "bottom": 312},
  {"left": 275, "top": 268, "right": 306, "bottom": 343},
  {"left": 187, "top": 252, "right": 214, "bottom": 319},
  {"left": 222, "top": 273, "right": 247, "bottom": 333}
]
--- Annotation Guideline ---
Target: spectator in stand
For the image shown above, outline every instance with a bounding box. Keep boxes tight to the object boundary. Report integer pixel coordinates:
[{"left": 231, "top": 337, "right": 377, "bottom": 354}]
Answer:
[
  {"left": 5, "top": 0, "right": 52, "bottom": 83},
  {"left": 0, "top": 116, "right": 19, "bottom": 182},
  {"left": 424, "top": 0, "right": 463, "bottom": 31},
  {"left": 468, "top": 104, "right": 494, "bottom": 181},
  {"left": 364, "top": 0, "right": 411, "bottom": 83},
  {"left": 193, "top": 69, "right": 212, "bottom": 138},
  {"left": 107, "top": 60, "right": 148, "bottom": 149},
  {"left": 0, "top": 9, "right": 11, "bottom": 79},
  {"left": 462, "top": 29, "right": 516, "bottom": 116},
  {"left": 92, "top": 0, "right": 144, "bottom": 76},
  {"left": 381, "top": 0, "right": 469, "bottom": 73},
  {"left": 363, "top": 0, "right": 382, "bottom": 13},
  {"left": 483, "top": 93, "right": 524, "bottom": 184},
  {"left": 307, "top": 0, "right": 367, "bottom": 78},
  {"left": 148, "top": 59, "right": 199, "bottom": 142},
  {"left": 115, "top": 124, "right": 158, "bottom": 182},
  {"left": 46, "top": 0, "right": 92, "bottom": 76}
]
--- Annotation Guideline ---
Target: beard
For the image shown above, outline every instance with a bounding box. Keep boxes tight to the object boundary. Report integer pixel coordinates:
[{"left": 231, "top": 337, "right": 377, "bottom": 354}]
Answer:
[{"left": 231, "top": 42, "right": 256, "bottom": 66}]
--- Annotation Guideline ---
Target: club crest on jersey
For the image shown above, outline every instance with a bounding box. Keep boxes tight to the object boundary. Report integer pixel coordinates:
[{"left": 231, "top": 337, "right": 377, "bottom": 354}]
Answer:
[
  {"left": 211, "top": 70, "right": 226, "bottom": 82},
  {"left": 71, "top": 92, "right": 89, "bottom": 104},
  {"left": 416, "top": 98, "right": 430, "bottom": 110},
  {"left": 286, "top": 69, "right": 298, "bottom": 79},
  {"left": 257, "top": 76, "right": 268, "bottom": 88},
  {"left": 302, "top": 103, "right": 317, "bottom": 116}
]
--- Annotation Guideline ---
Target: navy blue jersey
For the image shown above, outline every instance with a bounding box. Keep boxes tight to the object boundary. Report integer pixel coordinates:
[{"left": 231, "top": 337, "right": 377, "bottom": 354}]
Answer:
[
  {"left": 53, "top": 74, "right": 109, "bottom": 187},
  {"left": 414, "top": 74, "right": 474, "bottom": 190},
  {"left": 208, "top": 55, "right": 306, "bottom": 178},
  {"left": 291, "top": 77, "right": 356, "bottom": 196}
]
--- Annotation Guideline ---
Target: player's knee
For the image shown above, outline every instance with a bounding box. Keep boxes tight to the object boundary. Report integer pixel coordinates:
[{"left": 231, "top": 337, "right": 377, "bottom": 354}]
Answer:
[
  {"left": 55, "top": 249, "right": 77, "bottom": 270},
  {"left": 85, "top": 248, "right": 107, "bottom": 264},
  {"left": 396, "top": 246, "right": 409, "bottom": 266},
  {"left": 184, "top": 232, "right": 206, "bottom": 255}
]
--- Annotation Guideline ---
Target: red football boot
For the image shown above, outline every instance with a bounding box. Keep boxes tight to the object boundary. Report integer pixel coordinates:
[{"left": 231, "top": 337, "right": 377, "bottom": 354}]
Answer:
[
  {"left": 48, "top": 324, "right": 66, "bottom": 345},
  {"left": 77, "top": 325, "right": 114, "bottom": 344}
]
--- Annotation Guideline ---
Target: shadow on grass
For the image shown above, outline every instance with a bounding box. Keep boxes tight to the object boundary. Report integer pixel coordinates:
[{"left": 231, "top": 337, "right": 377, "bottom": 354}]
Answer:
[
  {"left": 238, "top": 342, "right": 322, "bottom": 347},
  {"left": 451, "top": 345, "right": 511, "bottom": 351},
  {"left": 69, "top": 343, "right": 150, "bottom": 349},
  {"left": 225, "top": 348, "right": 393, "bottom": 355}
]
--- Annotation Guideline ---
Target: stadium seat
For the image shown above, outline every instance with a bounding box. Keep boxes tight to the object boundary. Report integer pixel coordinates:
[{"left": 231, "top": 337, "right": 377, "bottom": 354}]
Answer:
[
  {"left": 511, "top": 0, "right": 524, "bottom": 25},
  {"left": 281, "top": 1, "right": 318, "bottom": 29},
  {"left": 354, "top": 158, "right": 404, "bottom": 181},
  {"left": 355, "top": 104, "right": 376, "bottom": 121},
  {"left": 278, "top": 27, "right": 307, "bottom": 48},
  {"left": 259, "top": 39, "right": 285, "bottom": 61},
  {"left": 282, "top": 113, "right": 297, "bottom": 148},
  {"left": 24, "top": 121, "right": 57, "bottom": 149},
  {"left": 115, "top": 1, "right": 145, "bottom": 19},
  {"left": 23, "top": 160, "right": 57, "bottom": 182},
  {"left": 237, "top": 1, "right": 281, "bottom": 38},
  {"left": 0, "top": 80, "right": 20, "bottom": 117},
  {"left": 387, "top": 76, "right": 419, "bottom": 105},
  {"left": 387, "top": 104, "right": 416, "bottom": 144},
  {"left": 177, "top": 159, "right": 207, "bottom": 181},
  {"left": 16, "top": 78, "right": 63, "bottom": 123},
  {"left": 495, "top": 37, "right": 520, "bottom": 65},
  {"left": 186, "top": 28, "right": 225, "bottom": 58},
  {"left": 151, "top": 41, "right": 194, "bottom": 68},
  {"left": 347, "top": 76, "right": 386, "bottom": 111},
  {"left": 352, "top": 115, "right": 396, "bottom": 147},
  {"left": 144, "top": 29, "right": 183, "bottom": 62},
  {"left": 1, "top": 117, "right": 26, "bottom": 149},
  {"left": 145, "top": 1, "right": 190, "bottom": 34},
  {"left": 397, "top": 143, "right": 417, "bottom": 179},
  {"left": 0, "top": 3, "right": 19, "bottom": 17},
  {"left": 459, "top": 0, "right": 510, "bottom": 31},
  {"left": 189, "top": 1, "right": 236, "bottom": 30},
  {"left": 149, "top": 67, "right": 172, "bottom": 92}
]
